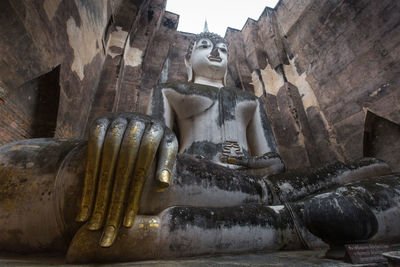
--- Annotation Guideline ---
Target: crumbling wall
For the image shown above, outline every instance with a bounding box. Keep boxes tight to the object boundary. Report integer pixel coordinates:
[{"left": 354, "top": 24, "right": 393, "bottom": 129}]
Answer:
[
  {"left": 0, "top": 0, "right": 142, "bottom": 143},
  {"left": 273, "top": 0, "right": 400, "bottom": 168},
  {"left": 225, "top": 0, "right": 400, "bottom": 169}
]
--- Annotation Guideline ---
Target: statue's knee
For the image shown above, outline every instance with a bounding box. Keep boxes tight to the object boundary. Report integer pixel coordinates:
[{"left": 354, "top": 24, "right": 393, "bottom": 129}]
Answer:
[
  {"left": 0, "top": 138, "right": 85, "bottom": 252},
  {"left": 303, "top": 195, "right": 378, "bottom": 244}
]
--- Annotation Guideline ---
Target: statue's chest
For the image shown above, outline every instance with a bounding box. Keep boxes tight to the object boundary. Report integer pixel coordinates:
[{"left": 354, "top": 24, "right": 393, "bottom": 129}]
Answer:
[{"left": 163, "top": 88, "right": 256, "bottom": 126}]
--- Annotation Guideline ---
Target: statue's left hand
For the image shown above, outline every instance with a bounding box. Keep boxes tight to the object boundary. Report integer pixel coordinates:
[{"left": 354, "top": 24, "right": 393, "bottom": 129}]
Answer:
[
  {"left": 74, "top": 113, "right": 178, "bottom": 247},
  {"left": 221, "top": 152, "right": 285, "bottom": 175}
]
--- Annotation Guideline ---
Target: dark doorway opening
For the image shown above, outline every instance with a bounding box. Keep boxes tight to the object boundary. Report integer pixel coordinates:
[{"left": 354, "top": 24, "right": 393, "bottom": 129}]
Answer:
[{"left": 31, "top": 66, "right": 61, "bottom": 138}]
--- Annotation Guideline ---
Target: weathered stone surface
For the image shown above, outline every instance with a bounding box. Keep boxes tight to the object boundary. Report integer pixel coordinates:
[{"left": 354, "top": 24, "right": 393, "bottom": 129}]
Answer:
[
  {"left": 272, "top": 0, "right": 400, "bottom": 166},
  {"left": 306, "top": 106, "right": 338, "bottom": 163},
  {"left": 225, "top": 28, "right": 253, "bottom": 92},
  {"left": 85, "top": 1, "right": 143, "bottom": 127},
  {"left": 241, "top": 19, "right": 266, "bottom": 71},
  {"left": 0, "top": 0, "right": 134, "bottom": 143},
  {"left": 0, "top": 249, "right": 384, "bottom": 266},
  {"left": 0, "top": 0, "right": 399, "bottom": 170},
  {"left": 113, "top": 0, "right": 165, "bottom": 113},
  {"left": 0, "top": 0, "right": 399, "bottom": 264}
]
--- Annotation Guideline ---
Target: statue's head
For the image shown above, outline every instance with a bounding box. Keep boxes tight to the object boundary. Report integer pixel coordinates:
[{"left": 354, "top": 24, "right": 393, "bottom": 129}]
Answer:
[{"left": 185, "top": 32, "right": 228, "bottom": 87}]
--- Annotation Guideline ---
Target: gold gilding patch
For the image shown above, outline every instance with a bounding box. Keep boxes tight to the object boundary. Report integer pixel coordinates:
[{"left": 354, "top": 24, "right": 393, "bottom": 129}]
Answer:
[
  {"left": 227, "top": 157, "right": 237, "bottom": 164},
  {"left": 148, "top": 219, "right": 159, "bottom": 228},
  {"left": 10, "top": 145, "right": 40, "bottom": 151},
  {"left": 159, "top": 170, "right": 171, "bottom": 187}
]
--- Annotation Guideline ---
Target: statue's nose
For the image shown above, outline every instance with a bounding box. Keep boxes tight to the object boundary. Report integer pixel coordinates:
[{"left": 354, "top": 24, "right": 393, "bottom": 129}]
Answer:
[{"left": 210, "top": 47, "right": 220, "bottom": 57}]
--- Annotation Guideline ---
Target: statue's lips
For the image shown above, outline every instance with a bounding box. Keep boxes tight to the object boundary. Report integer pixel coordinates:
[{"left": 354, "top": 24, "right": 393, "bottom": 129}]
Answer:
[{"left": 208, "top": 56, "right": 222, "bottom": 62}]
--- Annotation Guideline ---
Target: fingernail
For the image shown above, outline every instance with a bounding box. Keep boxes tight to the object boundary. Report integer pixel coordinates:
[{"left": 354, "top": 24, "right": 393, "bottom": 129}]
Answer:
[
  {"left": 100, "top": 225, "right": 116, "bottom": 247},
  {"left": 123, "top": 213, "right": 134, "bottom": 227},
  {"left": 88, "top": 221, "right": 101, "bottom": 230},
  {"left": 227, "top": 157, "right": 237, "bottom": 164},
  {"left": 88, "top": 213, "right": 102, "bottom": 230},
  {"left": 75, "top": 207, "right": 89, "bottom": 222},
  {"left": 158, "top": 170, "right": 170, "bottom": 187}
]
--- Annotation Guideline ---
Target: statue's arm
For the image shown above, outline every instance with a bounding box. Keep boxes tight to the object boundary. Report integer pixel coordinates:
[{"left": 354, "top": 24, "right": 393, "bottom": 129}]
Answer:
[
  {"left": 224, "top": 99, "right": 285, "bottom": 175},
  {"left": 147, "top": 86, "right": 175, "bottom": 129},
  {"left": 247, "top": 99, "right": 278, "bottom": 156}
]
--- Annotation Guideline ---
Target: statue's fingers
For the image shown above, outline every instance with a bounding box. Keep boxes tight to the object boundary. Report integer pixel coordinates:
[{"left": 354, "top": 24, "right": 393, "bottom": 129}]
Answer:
[
  {"left": 123, "top": 122, "right": 164, "bottom": 227},
  {"left": 222, "top": 153, "right": 283, "bottom": 169},
  {"left": 76, "top": 118, "right": 110, "bottom": 222},
  {"left": 100, "top": 120, "right": 146, "bottom": 247},
  {"left": 87, "top": 118, "right": 128, "bottom": 230},
  {"left": 155, "top": 128, "right": 178, "bottom": 188},
  {"left": 225, "top": 156, "right": 245, "bottom": 165}
]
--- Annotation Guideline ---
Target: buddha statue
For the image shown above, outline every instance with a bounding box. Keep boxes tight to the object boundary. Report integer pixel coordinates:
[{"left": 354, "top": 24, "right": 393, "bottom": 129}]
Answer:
[{"left": 0, "top": 32, "right": 399, "bottom": 263}]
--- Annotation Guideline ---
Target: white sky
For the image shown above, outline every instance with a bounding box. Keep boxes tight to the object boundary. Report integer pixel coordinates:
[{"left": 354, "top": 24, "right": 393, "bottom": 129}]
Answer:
[{"left": 166, "top": 0, "right": 280, "bottom": 36}]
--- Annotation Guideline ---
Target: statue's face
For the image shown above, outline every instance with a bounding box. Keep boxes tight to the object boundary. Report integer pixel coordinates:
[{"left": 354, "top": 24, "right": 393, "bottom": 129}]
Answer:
[{"left": 190, "top": 38, "right": 228, "bottom": 81}]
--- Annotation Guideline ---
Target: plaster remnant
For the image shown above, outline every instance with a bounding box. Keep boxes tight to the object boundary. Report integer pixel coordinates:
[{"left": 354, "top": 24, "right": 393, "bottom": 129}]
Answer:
[
  {"left": 66, "top": 5, "right": 103, "bottom": 81},
  {"left": 314, "top": 192, "right": 332, "bottom": 199},
  {"left": 283, "top": 58, "right": 318, "bottom": 110},
  {"left": 282, "top": 58, "right": 341, "bottom": 159},
  {"left": 160, "top": 57, "right": 170, "bottom": 83},
  {"left": 369, "top": 87, "right": 382, "bottom": 97},
  {"left": 269, "top": 205, "right": 285, "bottom": 213},
  {"left": 279, "top": 182, "right": 295, "bottom": 193},
  {"left": 107, "top": 27, "right": 128, "bottom": 58},
  {"left": 375, "top": 183, "right": 390, "bottom": 188},
  {"left": 26, "top": 162, "right": 34, "bottom": 168},
  {"left": 254, "top": 65, "right": 285, "bottom": 96},
  {"left": 44, "top": 0, "right": 62, "bottom": 21},
  {"left": 124, "top": 45, "right": 143, "bottom": 67}
]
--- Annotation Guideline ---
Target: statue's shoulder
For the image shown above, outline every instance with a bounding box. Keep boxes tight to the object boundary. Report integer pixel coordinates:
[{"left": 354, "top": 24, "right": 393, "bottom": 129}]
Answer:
[
  {"left": 222, "top": 86, "right": 259, "bottom": 102},
  {"left": 154, "top": 82, "right": 218, "bottom": 99}
]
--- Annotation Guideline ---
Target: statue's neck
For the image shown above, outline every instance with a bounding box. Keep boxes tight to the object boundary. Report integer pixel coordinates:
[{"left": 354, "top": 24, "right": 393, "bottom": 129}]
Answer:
[{"left": 193, "top": 76, "right": 224, "bottom": 88}]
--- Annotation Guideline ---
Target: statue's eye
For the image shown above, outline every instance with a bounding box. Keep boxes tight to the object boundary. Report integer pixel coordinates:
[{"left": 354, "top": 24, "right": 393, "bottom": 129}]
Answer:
[
  {"left": 200, "top": 40, "right": 209, "bottom": 49},
  {"left": 219, "top": 48, "right": 227, "bottom": 53}
]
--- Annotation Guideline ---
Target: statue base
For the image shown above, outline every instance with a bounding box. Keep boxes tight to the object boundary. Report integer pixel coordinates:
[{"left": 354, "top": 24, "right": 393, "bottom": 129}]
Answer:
[{"left": 3, "top": 248, "right": 399, "bottom": 266}]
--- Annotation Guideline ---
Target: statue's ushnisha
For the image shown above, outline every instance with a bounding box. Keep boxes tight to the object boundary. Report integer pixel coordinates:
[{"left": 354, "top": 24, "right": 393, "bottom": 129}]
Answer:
[{"left": 0, "top": 31, "right": 399, "bottom": 263}]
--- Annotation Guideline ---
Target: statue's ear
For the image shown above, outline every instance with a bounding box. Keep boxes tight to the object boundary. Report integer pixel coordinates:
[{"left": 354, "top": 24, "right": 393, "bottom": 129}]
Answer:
[{"left": 184, "top": 55, "right": 194, "bottom": 82}]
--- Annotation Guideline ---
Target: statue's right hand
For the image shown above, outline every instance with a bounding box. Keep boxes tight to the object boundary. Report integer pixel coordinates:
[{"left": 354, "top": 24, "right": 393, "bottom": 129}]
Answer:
[{"left": 74, "top": 113, "right": 177, "bottom": 247}]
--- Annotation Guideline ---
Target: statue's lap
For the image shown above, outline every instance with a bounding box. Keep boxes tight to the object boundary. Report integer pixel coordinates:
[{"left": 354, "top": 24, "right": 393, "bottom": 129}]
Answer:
[{"left": 1, "top": 138, "right": 400, "bottom": 263}]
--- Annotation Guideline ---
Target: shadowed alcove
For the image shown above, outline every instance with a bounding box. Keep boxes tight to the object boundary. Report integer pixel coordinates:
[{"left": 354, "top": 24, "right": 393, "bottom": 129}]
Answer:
[{"left": 364, "top": 111, "right": 400, "bottom": 172}]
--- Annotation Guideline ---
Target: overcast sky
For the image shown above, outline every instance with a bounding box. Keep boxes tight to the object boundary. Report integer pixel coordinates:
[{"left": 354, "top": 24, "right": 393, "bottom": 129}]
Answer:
[{"left": 166, "top": 0, "right": 279, "bottom": 36}]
